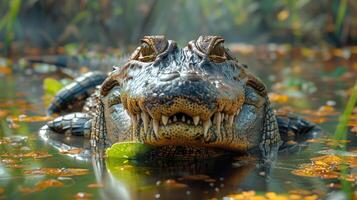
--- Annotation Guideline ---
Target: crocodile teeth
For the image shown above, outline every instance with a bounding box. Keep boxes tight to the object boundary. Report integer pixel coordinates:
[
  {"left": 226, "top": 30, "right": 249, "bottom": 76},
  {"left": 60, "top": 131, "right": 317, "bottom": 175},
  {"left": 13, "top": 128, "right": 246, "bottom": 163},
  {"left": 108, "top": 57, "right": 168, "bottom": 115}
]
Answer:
[
  {"left": 132, "top": 114, "right": 138, "bottom": 132},
  {"left": 214, "top": 112, "right": 222, "bottom": 134},
  {"left": 187, "top": 119, "right": 191, "bottom": 125},
  {"left": 162, "top": 115, "right": 169, "bottom": 126},
  {"left": 228, "top": 114, "right": 234, "bottom": 127},
  {"left": 193, "top": 116, "right": 200, "bottom": 126},
  {"left": 141, "top": 112, "right": 149, "bottom": 133},
  {"left": 203, "top": 119, "right": 212, "bottom": 138},
  {"left": 182, "top": 115, "right": 186, "bottom": 122},
  {"left": 236, "top": 108, "right": 241, "bottom": 115},
  {"left": 173, "top": 116, "right": 177, "bottom": 122},
  {"left": 153, "top": 119, "right": 159, "bottom": 136}
]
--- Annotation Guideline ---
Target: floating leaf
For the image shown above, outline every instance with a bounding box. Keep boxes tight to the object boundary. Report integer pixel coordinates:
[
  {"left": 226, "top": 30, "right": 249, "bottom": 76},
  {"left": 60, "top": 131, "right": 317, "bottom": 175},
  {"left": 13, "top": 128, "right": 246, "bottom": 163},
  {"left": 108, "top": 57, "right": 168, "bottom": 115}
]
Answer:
[
  {"left": 20, "top": 179, "right": 63, "bottom": 193},
  {"left": 106, "top": 142, "right": 153, "bottom": 159},
  {"left": 75, "top": 192, "right": 93, "bottom": 200},
  {"left": 60, "top": 148, "right": 84, "bottom": 155},
  {"left": 8, "top": 115, "right": 54, "bottom": 123},
  {"left": 24, "top": 168, "right": 89, "bottom": 176},
  {"left": 224, "top": 190, "right": 319, "bottom": 200},
  {"left": 43, "top": 78, "right": 64, "bottom": 96},
  {"left": 162, "top": 179, "right": 187, "bottom": 188},
  {"left": 87, "top": 183, "right": 104, "bottom": 188},
  {"left": 268, "top": 93, "right": 289, "bottom": 104},
  {"left": 0, "top": 66, "right": 12, "bottom": 75},
  {"left": 0, "top": 110, "right": 9, "bottom": 118},
  {"left": 1, "top": 151, "right": 52, "bottom": 159},
  {"left": 291, "top": 155, "right": 357, "bottom": 180}
]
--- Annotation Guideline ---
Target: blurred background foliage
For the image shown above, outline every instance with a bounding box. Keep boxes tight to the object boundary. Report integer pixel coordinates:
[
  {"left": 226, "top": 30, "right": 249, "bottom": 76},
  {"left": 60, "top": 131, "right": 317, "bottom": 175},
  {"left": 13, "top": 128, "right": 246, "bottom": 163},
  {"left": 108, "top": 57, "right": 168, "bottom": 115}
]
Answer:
[{"left": 0, "top": 0, "right": 356, "bottom": 55}]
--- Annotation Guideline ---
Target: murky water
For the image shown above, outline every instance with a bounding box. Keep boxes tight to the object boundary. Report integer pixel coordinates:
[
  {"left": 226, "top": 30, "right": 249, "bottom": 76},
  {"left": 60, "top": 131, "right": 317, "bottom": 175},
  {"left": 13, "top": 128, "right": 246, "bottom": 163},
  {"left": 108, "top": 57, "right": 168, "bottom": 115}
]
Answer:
[{"left": 0, "top": 53, "right": 356, "bottom": 200}]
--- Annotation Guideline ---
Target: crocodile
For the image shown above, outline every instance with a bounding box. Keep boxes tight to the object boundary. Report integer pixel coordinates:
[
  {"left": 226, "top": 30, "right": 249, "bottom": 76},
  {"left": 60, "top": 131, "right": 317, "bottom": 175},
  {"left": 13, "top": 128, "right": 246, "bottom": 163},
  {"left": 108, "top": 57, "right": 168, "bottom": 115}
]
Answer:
[{"left": 42, "top": 35, "right": 320, "bottom": 159}]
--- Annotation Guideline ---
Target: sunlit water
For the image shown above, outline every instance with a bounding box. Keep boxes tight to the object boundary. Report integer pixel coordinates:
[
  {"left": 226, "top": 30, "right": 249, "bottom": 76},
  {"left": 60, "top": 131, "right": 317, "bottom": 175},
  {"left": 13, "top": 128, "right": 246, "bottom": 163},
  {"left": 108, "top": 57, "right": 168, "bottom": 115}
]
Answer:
[{"left": 0, "top": 54, "right": 356, "bottom": 200}]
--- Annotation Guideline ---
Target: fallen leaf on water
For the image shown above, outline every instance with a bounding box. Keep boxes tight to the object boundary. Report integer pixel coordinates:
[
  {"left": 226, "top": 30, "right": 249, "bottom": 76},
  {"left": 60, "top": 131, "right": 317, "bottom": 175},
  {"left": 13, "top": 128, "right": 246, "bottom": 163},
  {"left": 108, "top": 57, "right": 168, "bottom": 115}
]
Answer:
[
  {"left": 24, "top": 168, "right": 89, "bottom": 177},
  {"left": 75, "top": 192, "right": 93, "bottom": 200},
  {"left": 0, "top": 66, "right": 12, "bottom": 75},
  {"left": 291, "top": 155, "right": 357, "bottom": 180},
  {"left": 162, "top": 179, "right": 188, "bottom": 188},
  {"left": 268, "top": 93, "right": 289, "bottom": 104},
  {"left": 1, "top": 151, "right": 52, "bottom": 159},
  {"left": 0, "top": 110, "right": 9, "bottom": 118},
  {"left": 60, "top": 148, "right": 84, "bottom": 155},
  {"left": 20, "top": 179, "right": 63, "bottom": 193},
  {"left": 8, "top": 115, "right": 54, "bottom": 123},
  {"left": 224, "top": 190, "right": 319, "bottom": 200},
  {"left": 87, "top": 183, "right": 104, "bottom": 188},
  {"left": 306, "top": 138, "right": 350, "bottom": 148},
  {"left": 351, "top": 126, "right": 357, "bottom": 133},
  {"left": 1, "top": 158, "right": 17, "bottom": 164}
]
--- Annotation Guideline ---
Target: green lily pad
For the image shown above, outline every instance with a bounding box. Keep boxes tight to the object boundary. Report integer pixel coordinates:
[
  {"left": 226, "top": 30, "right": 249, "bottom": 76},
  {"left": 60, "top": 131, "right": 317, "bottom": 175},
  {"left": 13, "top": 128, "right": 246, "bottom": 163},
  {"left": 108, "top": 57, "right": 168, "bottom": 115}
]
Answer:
[{"left": 106, "top": 142, "right": 153, "bottom": 159}]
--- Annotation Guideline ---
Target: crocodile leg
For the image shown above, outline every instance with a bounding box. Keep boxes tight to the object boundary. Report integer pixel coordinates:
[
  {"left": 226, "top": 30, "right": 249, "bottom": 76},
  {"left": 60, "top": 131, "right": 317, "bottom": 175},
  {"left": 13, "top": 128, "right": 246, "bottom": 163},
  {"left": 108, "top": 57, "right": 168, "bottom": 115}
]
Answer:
[
  {"left": 48, "top": 71, "right": 106, "bottom": 115},
  {"left": 259, "top": 98, "right": 280, "bottom": 160},
  {"left": 276, "top": 113, "right": 321, "bottom": 151}
]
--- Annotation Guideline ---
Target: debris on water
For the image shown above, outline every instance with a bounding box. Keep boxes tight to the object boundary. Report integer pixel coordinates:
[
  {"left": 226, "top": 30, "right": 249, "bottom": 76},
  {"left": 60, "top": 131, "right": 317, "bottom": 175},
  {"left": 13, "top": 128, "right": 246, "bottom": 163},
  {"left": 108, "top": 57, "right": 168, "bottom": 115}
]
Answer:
[
  {"left": 0, "top": 66, "right": 12, "bottom": 75},
  {"left": 306, "top": 138, "right": 350, "bottom": 148},
  {"left": 60, "top": 148, "right": 84, "bottom": 155},
  {"left": 1, "top": 151, "right": 52, "bottom": 159},
  {"left": 181, "top": 174, "right": 210, "bottom": 181},
  {"left": 75, "top": 192, "right": 93, "bottom": 200},
  {"left": 268, "top": 93, "right": 290, "bottom": 104},
  {"left": 318, "top": 149, "right": 357, "bottom": 157},
  {"left": 162, "top": 179, "right": 188, "bottom": 188},
  {"left": 24, "top": 168, "right": 90, "bottom": 176},
  {"left": 87, "top": 183, "right": 104, "bottom": 188},
  {"left": 224, "top": 190, "right": 319, "bottom": 200},
  {"left": 20, "top": 179, "right": 64, "bottom": 193},
  {"left": 291, "top": 155, "right": 357, "bottom": 180},
  {"left": 0, "top": 110, "right": 9, "bottom": 118},
  {"left": 7, "top": 115, "right": 55, "bottom": 123}
]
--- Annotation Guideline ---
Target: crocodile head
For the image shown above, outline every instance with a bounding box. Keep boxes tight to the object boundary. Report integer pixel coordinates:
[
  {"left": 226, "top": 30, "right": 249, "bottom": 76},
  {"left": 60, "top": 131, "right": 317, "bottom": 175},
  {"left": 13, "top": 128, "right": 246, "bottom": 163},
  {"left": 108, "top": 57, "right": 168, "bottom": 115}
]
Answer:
[{"left": 99, "top": 35, "right": 271, "bottom": 156}]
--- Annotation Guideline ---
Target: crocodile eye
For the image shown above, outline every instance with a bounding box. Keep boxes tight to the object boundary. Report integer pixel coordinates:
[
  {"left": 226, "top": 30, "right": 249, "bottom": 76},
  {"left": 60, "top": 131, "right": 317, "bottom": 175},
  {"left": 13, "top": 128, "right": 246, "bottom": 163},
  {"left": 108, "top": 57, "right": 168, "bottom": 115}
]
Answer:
[
  {"left": 130, "top": 35, "right": 169, "bottom": 62},
  {"left": 189, "top": 35, "right": 236, "bottom": 63},
  {"left": 138, "top": 42, "right": 156, "bottom": 62},
  {"left": 208, "top": 41, "right": 227, "bottom": 63}
]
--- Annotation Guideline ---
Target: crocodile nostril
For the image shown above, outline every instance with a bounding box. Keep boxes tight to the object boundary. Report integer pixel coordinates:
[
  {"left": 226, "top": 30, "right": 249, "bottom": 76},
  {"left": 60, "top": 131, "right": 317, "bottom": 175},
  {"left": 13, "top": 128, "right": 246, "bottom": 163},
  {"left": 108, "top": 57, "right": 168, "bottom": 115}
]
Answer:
[{"left": 159, "top": 72, "right": 180, "bottom": 81}]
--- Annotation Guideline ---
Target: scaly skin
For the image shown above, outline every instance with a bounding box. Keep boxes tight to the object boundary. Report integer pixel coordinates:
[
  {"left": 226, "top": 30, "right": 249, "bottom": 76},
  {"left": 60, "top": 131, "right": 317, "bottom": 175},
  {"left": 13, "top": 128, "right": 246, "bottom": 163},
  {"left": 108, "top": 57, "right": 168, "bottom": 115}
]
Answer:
[{"left": 45, "top": 35, "right": 320, "bottom": 159}]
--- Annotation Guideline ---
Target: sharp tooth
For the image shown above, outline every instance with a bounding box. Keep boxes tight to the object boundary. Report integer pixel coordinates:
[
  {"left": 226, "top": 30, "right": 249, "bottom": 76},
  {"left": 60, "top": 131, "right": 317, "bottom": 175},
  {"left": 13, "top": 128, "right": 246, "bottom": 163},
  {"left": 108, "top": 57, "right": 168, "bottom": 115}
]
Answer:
[
  {"left": 168, "top": 119, "right": 172, "bottom": 123},
  {"left": 236, "top": 108, "right": 241, "bottom": 115},
  {"left": 153, "top": 119, "right": 159, "bottom": 136},
  {"left": 132, "top": 114, "right": 138, "bottom": 132},
  {"left": 173, "top": 116, "right": 177, "bottom": 122},
  {"left": 162, "top": 115, "right": 169, "bottom": 126},
  {"left": 182, "top": 115, "right": 186, "bottom": 122},
  {"left": 187, "top": 119, "right": 191, "bottom": 125},
  {"left": 193, "top": 116, "right": 200, "bottom": 126},
  {"left": 225, "top": 114, "right": 228, "bottom": 121},
  {"left": 137, "top": 114, "right": 140, "bottom": 121},
  {"left": 203, "top": 119, "right": 212, "bottom": 138},
  {"left": 141, "top": 112, "right": 149, "bottom": 133},
  {"left": 214, "top": 112, "right": 221, "bottom": 134},
  {"left": 228, "top": 114, "right": 234, "bottom": 127}
]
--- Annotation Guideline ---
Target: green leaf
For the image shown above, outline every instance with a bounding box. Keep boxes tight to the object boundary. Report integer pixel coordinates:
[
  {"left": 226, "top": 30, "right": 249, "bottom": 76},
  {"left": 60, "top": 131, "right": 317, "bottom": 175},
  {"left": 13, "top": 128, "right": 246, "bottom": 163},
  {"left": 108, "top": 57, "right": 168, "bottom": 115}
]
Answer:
[
  {"left": 43, "top": 78, "right": 64, "bottom": 96},
  {"left": 106, "top": 142, "right": 153, "bottom": 159}
]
